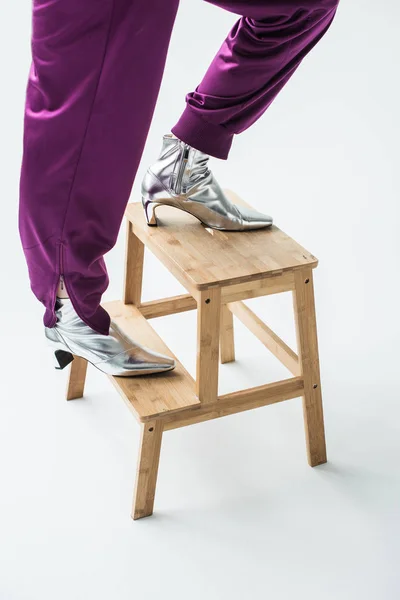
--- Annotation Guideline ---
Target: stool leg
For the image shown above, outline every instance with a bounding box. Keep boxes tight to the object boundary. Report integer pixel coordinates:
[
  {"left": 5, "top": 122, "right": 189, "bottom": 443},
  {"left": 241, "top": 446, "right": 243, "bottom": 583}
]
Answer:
[
  {"left": 196, "top": 288, "right": 221, "bottom": 404},
  {"left": 66, "top": 356, "right": 88, "bottom": 401},
  {"left": 124, "top": 219, "right": 145, "bottom": 306},
  {"left": 220, "top": 304, "right": 235, "bottom": 364},
  {"left": 293, "top": 268, "right": 327, "bottom": 467},
  {"left": 132, "top": 420, "right": 163, "bottom": 520}
]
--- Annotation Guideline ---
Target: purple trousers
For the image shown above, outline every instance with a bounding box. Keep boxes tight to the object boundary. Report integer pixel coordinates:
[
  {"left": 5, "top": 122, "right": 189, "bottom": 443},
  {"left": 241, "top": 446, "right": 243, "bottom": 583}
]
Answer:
[{"left": 19, "top": 0, "right": 339, "bottom": 335}]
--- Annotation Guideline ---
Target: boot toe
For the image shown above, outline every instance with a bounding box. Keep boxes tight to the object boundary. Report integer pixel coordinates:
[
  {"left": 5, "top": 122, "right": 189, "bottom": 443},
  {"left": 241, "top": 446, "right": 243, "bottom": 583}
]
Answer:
[
  {"left": 239, "top": 206, "right": 273, "bottom": 229},
  {"left": 114, "top": 347, "right": 176, "bottom": 377}
]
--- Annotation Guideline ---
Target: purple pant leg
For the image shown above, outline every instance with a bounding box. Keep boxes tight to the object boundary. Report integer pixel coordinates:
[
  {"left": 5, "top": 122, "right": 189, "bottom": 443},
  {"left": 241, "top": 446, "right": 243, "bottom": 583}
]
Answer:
[
  {"left": 172, "top": 0, "right": 340, "bottom": 159},
  {"left": 19, "top": 0, "right": 339, "bottom": 336},
  {"left": 19, "top": 0, "right": 179, "bottom": 335}
]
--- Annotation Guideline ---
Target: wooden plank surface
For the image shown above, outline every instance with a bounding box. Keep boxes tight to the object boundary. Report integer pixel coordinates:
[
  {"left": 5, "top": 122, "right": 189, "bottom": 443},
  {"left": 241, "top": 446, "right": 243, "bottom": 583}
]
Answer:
[
  {"left": 125, "top": 190, "right": 318, "bottom": 291},
  {"left": 102, "top": 301, "right": 199, "bottom": 422}
]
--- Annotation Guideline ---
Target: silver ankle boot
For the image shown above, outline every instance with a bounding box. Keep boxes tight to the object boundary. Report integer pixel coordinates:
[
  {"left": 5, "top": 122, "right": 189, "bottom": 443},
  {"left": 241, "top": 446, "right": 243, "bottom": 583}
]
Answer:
[
  {"left": 141, "top": 134, "right": 273, "bottom": 230},
  {"left": 45, "top": 298, "right": 175, "bottom": 377}
]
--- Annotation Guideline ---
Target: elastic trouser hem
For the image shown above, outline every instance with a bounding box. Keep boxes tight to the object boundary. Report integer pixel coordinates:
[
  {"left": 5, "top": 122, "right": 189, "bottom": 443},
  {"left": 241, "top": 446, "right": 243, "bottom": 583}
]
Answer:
[{"left": 171, "top": 105, "right": 234, "bottom": 160}]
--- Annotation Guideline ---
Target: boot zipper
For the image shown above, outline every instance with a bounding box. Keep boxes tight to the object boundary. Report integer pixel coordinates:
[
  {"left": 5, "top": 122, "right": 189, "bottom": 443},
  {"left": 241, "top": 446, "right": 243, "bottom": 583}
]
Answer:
[
  {"left": 58, "top": 242, "right": 69, "bottom": 297},
  {"left": 174, "top": 144, "right": 190, "bottom": 194}
]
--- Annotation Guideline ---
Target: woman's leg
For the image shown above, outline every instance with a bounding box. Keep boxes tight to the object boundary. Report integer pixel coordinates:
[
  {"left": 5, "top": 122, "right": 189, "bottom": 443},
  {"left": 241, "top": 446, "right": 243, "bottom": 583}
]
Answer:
[
  {"left": 19, "top": 0, "right": 179, "bottom": 335},
  {"left": 172, "top": 0, "right": 339, "bottom": 159},
  {"left": 20, "top": 0, "right": 339, "bottom": 337}
]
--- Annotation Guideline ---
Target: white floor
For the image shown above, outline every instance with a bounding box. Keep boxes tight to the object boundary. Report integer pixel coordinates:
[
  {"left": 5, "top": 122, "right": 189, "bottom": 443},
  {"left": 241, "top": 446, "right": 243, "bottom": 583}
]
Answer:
[
  {"left": 1, "top": 260, "right": 399, "bottom": 600},
  {"left": 1, "top": 0, "right": 399, "bottom": 598}
]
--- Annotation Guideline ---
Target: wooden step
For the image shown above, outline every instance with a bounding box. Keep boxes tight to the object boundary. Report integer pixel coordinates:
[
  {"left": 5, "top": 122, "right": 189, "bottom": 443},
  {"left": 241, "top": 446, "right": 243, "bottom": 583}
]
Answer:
[
  {"left": 102, "top": 301, "right": 199, "bottom": 423},
  {"left": 102, "top": 300, "right": 304, "bottom": 430},
  {"left": 126, "top": 190, "right": 318, "bottom": 293}
]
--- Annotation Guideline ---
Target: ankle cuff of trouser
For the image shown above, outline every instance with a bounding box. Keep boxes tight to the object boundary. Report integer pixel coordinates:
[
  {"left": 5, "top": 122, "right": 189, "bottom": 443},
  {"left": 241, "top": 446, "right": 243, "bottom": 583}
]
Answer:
[{"left": 171, "top": 106, "right": 234, "bottom": 160}]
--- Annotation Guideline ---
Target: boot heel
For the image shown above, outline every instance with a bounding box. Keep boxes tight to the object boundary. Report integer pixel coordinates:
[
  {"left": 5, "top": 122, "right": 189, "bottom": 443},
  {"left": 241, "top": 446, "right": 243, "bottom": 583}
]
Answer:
[
  {"left": 54, "top": 349, "right": 74, "bottom": 370},
  {"left": 142, "top": 198, "right": 159, "bottom": 227}
]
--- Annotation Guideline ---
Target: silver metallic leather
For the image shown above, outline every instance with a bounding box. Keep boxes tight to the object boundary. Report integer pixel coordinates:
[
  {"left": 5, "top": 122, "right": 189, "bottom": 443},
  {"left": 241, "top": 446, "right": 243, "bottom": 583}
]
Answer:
[
  {"left": 45, "top": 298, "right": 175, "bottom": 377},
  {"left": 141, "top": 134, "right": 273, "bottom": 230}
]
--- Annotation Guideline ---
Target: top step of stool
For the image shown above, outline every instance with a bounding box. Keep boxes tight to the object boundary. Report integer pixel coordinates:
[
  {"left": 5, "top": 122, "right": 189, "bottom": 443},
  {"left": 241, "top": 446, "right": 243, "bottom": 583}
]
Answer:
[{"left": 126, "top": 190, "right": 318, "bottom": 291}]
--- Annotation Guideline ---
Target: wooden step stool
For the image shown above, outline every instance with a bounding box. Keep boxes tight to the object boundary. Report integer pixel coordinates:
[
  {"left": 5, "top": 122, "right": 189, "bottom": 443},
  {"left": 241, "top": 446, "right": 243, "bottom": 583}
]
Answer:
[{"left": 66, "top": 191, "right": 327, "bottom": 520}]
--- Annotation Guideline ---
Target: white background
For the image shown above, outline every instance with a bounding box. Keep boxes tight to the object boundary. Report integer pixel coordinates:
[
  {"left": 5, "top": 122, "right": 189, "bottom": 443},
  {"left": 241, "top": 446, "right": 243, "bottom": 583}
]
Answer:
[{"left": 0, "top": 0, "right": 399, "bottom": 598}]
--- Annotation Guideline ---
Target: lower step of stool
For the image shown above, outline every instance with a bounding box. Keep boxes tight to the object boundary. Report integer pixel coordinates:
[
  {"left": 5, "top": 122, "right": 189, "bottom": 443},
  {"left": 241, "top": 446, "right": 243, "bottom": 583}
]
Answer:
[
  {"left": 102, "top": 300, "right": 200, "bottom": 423},
  {"left": 102, "top": 300, "right": 304, "bottom": 430}
]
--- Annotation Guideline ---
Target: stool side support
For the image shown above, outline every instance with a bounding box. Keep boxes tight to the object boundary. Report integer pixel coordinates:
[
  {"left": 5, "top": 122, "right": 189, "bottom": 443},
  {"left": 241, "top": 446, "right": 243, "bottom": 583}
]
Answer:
[
  {"left": 220, "top": 304, "right": 235, "bottom": 364},
  {"left": 128, "top": 216, "right": 199, "bottom": 298},
  {"left": 228, "top": 301, "right": 299, "bottom": 376},
  {"left": 124, "top": 219, "right": 145, "bottom": 306},
  {"left": 196, "top": 288, "right": 221, "bottom": 403},
  {"left": 164, "top": 376, "right": 304, "bottom": 430},
  {"left": 132, "top": 420, "right": 163, "bottom": 520},
  {"left": 66, "top": 356, "right": 88, "bottom": 400},
  {"left": 293, "top": 268, "right": 327, "bottom": 467},
  {"left": 139, "top": 294, "right": 197, "bottom": 319},
  {"left": 221, "top": 270, "right": 295, "bottom": 303}
]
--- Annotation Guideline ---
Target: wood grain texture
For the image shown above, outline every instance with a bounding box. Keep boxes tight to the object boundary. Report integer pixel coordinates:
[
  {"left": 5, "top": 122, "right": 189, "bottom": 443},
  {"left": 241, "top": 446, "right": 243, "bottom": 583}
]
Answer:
[
  {"left": 293, "top": 268, "right": 327, "bottom": 467},
  {"left": 102, "top": 301, "right": 199, "bottom": 422},
  {"left": 221, "top": 271, "right": 294, "bottom": 302},
  {"left": 123, "top": 219, "right": 145, "bottom": 306},
  {"left": 125, "top": 190, "right": 318, "bottom": 292},
  {"left": 107, "top": 192, "right": 325, "bottom": 520},
  {"left": 220, "top": 304, "right": 235, "bottom": 364},
  {"left": 66, "top": 356, "right": 88, "bottom": 401},
  {"left": 196, "top": 288, "right": 221, "bottom": 404},
  {"left": 228, "top": 301, "right": 299, "bottom": 375},
  {"left": 132, "top": 420, "right": 163, "bottom": 520},
  {"left": 138, "top": 294, "right": 196, "bottom": 319},
  {"left": 164, "top": 377, "right": 304, "bottom": 430}
]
